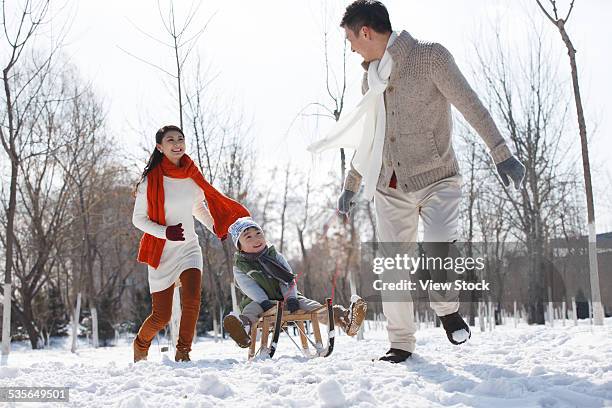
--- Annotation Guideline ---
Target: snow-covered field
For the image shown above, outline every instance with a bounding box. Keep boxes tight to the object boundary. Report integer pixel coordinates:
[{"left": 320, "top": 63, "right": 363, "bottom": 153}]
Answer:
[{"left": 1, "top": 319, "right": 611, "bottom": 408}]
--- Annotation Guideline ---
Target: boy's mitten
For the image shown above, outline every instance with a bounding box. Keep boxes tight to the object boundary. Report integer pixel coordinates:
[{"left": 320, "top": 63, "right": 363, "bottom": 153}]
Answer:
[
  {"left": 286, "top": 297, "right": 300, "bottom": 313},
  {"left": 259, "top": 300, "right": 274, "bottom": 312}
]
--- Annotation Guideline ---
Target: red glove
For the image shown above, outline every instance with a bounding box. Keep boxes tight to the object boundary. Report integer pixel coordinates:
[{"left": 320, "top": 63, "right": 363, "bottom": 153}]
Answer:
[{"left": 166, "top": 223, "right": 185, "bottom": 241}]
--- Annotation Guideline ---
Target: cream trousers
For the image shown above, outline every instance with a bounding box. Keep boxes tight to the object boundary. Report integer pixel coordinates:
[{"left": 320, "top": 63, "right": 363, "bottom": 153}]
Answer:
[{"left": 374, "top": 174, "right": 462, "bottom": 352}]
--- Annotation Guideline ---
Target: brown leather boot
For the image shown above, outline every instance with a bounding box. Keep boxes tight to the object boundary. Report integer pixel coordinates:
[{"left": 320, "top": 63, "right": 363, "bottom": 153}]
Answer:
[
  {"left": 346, "top": 296, "right": 367, "bottom": 336},
  {"left": 223, "top": 314, "right": 252, "bottom": 348},
  {"left": 175, "top": 349, "right": 191, "bottom": 362},
  {"left": 133, "top": 339, "right": 148, "bottom": 363},
  {"left": 334, "top": 296, "right": 367, "bottom": 336},
  {"left": 334, "top": 307, "right": 351, "bottom": 333}
]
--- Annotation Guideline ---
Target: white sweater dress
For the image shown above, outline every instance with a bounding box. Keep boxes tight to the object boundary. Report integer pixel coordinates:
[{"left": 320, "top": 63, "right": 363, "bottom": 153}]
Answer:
[{"left": 132, "top": 176, "right": 214, "bottom": 293}]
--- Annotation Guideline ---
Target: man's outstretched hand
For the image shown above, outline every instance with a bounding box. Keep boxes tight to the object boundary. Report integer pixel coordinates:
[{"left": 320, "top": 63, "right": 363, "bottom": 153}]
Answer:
[
  {"left": 496, "top": 156, "right": 525, "bottom": 190},
  {"left": 337, "top": 189, "right": 356, "bottom": 215}
]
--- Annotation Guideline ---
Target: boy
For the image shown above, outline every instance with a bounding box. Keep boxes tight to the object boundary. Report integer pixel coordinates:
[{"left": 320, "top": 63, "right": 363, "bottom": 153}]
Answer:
[{"left": 223, "top": 217, "right": 367, "bottom": 348}]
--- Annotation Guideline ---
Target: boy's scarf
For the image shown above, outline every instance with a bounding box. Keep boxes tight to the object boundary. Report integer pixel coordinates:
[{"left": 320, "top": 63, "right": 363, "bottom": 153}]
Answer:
[
  {"left": 137, "top": 154, "right": 250, "bottom": 268},
  {"left": 307, "top": 31, "right": 398, "bottom": 200},
  {"left": 240, "top": 245, "right": 295, "bottom": 284}
]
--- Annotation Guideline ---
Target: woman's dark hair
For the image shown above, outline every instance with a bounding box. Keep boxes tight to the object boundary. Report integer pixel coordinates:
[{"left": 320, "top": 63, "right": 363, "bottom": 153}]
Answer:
[
  {"left": 134, "top": 125, "right": 184, "bottom": 195},
  {"left": 340, "top": 0, "right": 392, "bottom": 35}
]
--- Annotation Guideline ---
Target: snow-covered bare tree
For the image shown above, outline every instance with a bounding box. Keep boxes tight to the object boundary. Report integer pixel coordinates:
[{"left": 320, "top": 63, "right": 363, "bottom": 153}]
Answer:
[
  {"left": 0, "top": 0, "right": 68, "bottom": 357},
  {"left": 534, "top": 0, "right": 604, "bottom": 325}
]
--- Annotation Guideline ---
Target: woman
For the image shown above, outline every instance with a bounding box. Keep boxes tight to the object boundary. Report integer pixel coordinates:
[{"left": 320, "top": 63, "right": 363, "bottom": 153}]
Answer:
[{"left": 132, "top": 125, "right": 249, "bottom": 363}]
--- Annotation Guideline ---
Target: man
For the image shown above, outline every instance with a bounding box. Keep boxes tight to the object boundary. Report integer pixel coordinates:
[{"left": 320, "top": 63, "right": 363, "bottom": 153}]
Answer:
[{"left": 308, "top": 0, "right": 525, "bottom": 363}]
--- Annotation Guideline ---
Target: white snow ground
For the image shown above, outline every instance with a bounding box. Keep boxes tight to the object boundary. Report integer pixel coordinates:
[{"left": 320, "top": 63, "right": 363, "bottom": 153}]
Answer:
[{"left": 1, "top": 319, "right": 611, "bottom": 408}]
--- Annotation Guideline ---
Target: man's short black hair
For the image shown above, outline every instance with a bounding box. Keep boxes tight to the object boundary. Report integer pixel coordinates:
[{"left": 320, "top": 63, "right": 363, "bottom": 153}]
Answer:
[{"left": 340, "top": 0, "right": 392, "bottom": 35}]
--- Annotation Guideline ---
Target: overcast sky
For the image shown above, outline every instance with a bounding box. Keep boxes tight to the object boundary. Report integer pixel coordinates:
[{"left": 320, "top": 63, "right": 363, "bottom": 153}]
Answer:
[{"left": 38, "top": 0, "right": 612, "bottom": 231}]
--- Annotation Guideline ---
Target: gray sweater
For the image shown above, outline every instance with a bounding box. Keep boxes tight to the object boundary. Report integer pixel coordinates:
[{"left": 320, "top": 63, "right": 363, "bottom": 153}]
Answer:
[{"left": 344, "top": 31, "right": 512, "bottom": 193}]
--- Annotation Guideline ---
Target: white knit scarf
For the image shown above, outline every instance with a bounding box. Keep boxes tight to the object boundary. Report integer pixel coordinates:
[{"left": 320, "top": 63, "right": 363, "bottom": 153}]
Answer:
[{"left": 307, "top": 31, "right": 398, "bottom": 201}]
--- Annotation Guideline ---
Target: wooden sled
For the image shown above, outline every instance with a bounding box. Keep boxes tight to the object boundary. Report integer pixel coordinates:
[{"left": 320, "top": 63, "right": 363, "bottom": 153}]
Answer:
[{"left": 248, "top": 298, "right": 335, "bottom": 360}]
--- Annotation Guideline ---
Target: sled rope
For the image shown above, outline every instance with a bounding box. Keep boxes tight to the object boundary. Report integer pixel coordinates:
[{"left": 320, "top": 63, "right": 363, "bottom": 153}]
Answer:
[
  {"left": 282, "top": 327, "right": 310, "bottom": 357},
  {"left": 293, "top": 322, "right": 318, "bottom": 349}
]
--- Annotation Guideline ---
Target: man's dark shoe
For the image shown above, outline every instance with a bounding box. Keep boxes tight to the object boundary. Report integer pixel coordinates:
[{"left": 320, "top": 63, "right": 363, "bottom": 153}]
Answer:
[
  {"left": 379, "top": 348, "right": 412, "bottom": 363},
  {"left": 439, "top": 312, "right": 471, "bottom": 345}
]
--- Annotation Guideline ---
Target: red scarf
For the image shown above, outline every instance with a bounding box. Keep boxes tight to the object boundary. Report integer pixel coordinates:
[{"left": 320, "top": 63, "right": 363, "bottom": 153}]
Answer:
[{"left": 137, "top": 154, "right": 250, "bottom": 268}]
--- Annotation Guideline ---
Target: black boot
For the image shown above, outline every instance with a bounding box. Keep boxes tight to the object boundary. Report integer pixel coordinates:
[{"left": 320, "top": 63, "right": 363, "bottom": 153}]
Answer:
[
  {"left": 379, "top": 348, "right": 412, "bottom": 363},
  {"left": 439, "top": 312, "right": 471, "bottom": 345}
]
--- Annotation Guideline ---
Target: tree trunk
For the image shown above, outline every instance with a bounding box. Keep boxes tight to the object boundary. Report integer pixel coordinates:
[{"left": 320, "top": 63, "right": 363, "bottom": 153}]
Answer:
[
  {"left": 536, "top": 6, "right": 604, "bottom": 326},
  {"left": 213, "top": 315, "right": 219, "bottom": 342},
  {"left": 71, "top": 293, "right": 82, "bottom": 353},
  {"left": 91, "top": 307, "right": 99, "bottom": 348},
  {"left": 1, "top": 161, "right": 18, "bottom": 356},
  {"left": 557, "top": 20, "right": 603, "bottom": 326},
  {"left": 297, "top": 226, "right": 312, "bottom": 295},
  {"left": 21, "top": 300, "right": 40, "bottom": 350},
  {"left": 1, "top": 283, "right": 11, "bottom": 355}
]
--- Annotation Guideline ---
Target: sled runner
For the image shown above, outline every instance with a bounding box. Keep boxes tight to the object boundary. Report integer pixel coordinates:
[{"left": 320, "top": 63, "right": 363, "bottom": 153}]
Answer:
[
  {"left": 248, "top": 298, "right": 335, "bottom": 360},
  {"left": 268, "top": 300, "right": 284, "bottom": 358}
]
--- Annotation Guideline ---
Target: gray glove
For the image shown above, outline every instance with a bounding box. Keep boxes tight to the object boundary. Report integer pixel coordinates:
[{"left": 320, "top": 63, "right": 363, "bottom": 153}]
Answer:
[
  {"left": 496, "top": 156, "right": 525, "bottom": 190},
  {"left": 337, "top": 189, "right": 356, "bottom": 215}
]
